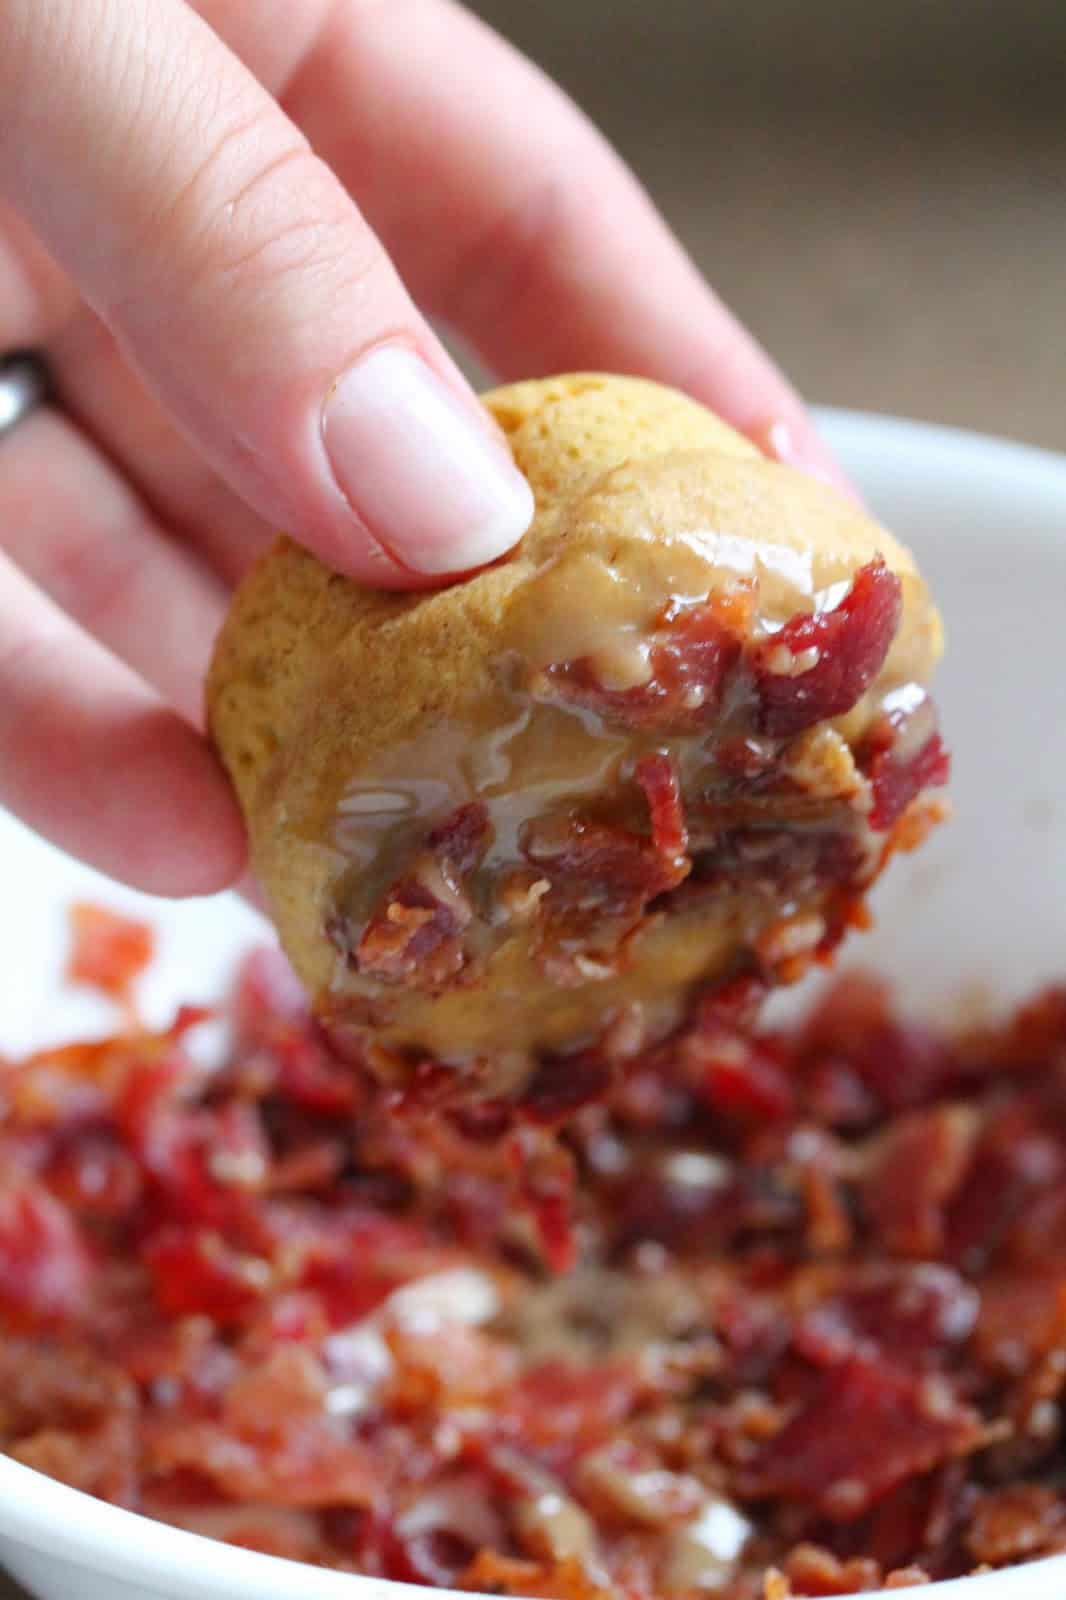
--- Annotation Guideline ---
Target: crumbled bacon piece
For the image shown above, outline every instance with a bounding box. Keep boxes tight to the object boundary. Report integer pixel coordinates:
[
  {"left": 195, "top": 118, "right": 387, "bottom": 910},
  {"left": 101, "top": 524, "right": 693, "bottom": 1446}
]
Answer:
[
  {"left": 860, "top": 693, "right": 951, "bottom": 831},
  {"left": 863, "top": 1107, "right": 978, "bottom": 1257},
  {"left": 966, "top": 1485, "right": 1066, "bottom": 1566},
  {"left": 520, "top": 1050, "right": 614, "bottom": 1125},
  {"left": 739, "top": 1353, "right": 983, "bottom": 1517},
  {"left": 521, "top": 797, "right": 690, "bottom": 984},
  {"left": 318, "top": 549, "right": 950, "bottom": 1082},
  {"left": 8, "top": 925, "right": 1066, "bottom": 1596},
  {"left": 461, "top": 1551, "right": 613, "bottom": 1599},
  {"left": 144, "top": 1228, "right": 272, "bottom": 1321},
  {"left": 0, "top": 1182, "right": 93, "bottom": 1327},
  {"left": 519, "top": 754, "right": 691, "bottom": 981},
  {"left": 427, "top": 802, "right": 494, "bottom": 876},
  {"left": 635, "top": 752, "right": 688, "bottom": 873},
  {"left": 794, "top": 1264, "right": 979, "bottom": 1374},
  {"left": 536, "top": 563, "right": 901, "bottom": 749},
  {"left": 344, "top": 803, "right": 491, "bottom": 992},
  {"left": 753, "top": 560, "right": 902, "bottom": 738},
  {"left": 66, "top": 903, "right": 153, "bottom": 1002},
  {"left": 538, "top": 595, "right": 744, "bottom": 732}
]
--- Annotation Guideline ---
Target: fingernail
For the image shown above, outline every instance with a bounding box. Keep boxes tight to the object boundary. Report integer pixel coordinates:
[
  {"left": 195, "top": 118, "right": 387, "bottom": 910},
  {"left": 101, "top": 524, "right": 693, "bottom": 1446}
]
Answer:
[
  {"left": 323, "top": 346, "right": 534, "bottom": 573},
  {"left": 751, "top": 415, "right": 862, "bottom": 504}
]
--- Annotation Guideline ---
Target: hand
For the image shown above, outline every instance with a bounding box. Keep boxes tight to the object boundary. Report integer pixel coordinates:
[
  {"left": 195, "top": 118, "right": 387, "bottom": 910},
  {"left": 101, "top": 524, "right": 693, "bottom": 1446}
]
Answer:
[{"left": 0, "top": 0, "right": 846, "bottom": 897}]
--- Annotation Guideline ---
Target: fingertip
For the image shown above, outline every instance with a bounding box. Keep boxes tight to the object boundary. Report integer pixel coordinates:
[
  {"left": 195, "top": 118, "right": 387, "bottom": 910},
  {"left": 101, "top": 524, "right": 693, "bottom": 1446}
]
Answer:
[
  {"left": 748, "top": 414, "right": 863, "bottom": 506},
  {"left": 319, "top": 345, "right": 534, "bottom": 582},
  {"left": 105, "top": 715, "right": 249, "bottom": 899}
]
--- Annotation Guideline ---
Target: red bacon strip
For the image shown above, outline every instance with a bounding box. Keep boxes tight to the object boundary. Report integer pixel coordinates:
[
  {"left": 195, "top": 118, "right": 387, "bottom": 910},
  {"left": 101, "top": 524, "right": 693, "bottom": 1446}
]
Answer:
[{"left": 753, "top": 560, "right": 902, "bottom": 738}]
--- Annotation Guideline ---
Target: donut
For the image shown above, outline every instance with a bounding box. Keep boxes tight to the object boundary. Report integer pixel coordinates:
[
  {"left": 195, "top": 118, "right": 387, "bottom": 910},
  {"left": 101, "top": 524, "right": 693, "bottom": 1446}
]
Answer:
[{"left": 207, "top": 375, "right": 947, "bottom": 1101}]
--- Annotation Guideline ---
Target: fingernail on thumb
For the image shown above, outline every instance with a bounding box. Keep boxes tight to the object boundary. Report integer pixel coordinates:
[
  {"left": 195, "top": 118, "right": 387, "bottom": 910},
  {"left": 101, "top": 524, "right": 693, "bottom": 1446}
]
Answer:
[{"left": 323, "top": 346, "right": 534, "bottom": 575}]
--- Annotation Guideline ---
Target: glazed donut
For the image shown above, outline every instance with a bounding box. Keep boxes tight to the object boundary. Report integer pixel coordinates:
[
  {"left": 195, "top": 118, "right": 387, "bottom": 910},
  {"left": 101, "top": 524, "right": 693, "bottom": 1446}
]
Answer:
[{"left": 208, "top": 375, "right": 947, "bottom": 1102}]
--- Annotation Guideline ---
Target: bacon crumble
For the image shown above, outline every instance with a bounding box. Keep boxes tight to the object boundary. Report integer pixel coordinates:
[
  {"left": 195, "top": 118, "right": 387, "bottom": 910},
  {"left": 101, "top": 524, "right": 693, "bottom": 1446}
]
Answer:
[{"left": 4, "top": 924, "right": 1066, "bottom": 1594}]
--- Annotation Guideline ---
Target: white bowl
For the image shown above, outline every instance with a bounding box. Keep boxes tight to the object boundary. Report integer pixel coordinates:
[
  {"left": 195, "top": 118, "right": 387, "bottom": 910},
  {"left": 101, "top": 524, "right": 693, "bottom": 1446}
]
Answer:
[{"left": 2, "top": 409, "right": 1066, "bottom": 1600}]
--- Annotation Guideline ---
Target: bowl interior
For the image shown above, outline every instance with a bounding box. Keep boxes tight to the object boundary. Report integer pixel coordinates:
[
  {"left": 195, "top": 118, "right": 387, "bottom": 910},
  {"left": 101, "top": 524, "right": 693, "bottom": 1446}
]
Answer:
[{"left": 1, "top": 410, "right": 1066, "bottom": 1600}]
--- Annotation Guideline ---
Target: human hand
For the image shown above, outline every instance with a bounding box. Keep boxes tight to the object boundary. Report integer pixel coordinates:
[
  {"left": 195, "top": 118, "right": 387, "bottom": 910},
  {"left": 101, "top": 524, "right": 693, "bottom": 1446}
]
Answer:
[{"left": 0, "top": 0, "right": 847, "bottom": 897}]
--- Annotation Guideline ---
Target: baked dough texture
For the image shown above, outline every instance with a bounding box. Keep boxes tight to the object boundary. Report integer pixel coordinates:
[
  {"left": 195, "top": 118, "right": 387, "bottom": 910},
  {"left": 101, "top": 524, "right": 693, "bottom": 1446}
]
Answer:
[{"left": 208, "top": 374, "right": 945, "bottom": 1094}]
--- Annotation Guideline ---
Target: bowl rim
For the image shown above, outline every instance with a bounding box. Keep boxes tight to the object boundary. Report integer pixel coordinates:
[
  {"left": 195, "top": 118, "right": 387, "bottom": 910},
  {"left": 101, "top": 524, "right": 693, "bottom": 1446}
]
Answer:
[{"left": 2, "top": 408, "right": 1066, "bottom": 1600}]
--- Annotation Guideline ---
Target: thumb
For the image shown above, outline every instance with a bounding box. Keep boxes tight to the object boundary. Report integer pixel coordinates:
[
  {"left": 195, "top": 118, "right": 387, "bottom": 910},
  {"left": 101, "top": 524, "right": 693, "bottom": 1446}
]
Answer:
[{"left": 0, "top": 0, "right": 533, "bottom": 582}]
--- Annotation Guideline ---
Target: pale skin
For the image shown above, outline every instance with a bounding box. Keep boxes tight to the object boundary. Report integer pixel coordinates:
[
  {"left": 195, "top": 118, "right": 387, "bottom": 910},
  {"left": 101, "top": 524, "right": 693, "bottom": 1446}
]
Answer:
[{"left": 0, "top": 0, "right": 850, "bottom": 897}]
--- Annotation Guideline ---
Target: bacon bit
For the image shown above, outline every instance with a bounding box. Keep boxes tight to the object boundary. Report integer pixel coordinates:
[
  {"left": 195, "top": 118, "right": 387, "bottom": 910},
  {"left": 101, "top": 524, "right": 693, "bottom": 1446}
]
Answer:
[
  {"left": 522, "top": 803, "right": 690, "bottom": 985},
  {"left": 795, "top": 1265, "right": 979, "bottom": 1374},
  {"left": 784, "top": 1544, "right": 885, "bottom": 1596},
  {"left": 12, "top": 938, "right": 1066, "bottom": 1593},
  {"left": 974, "top": 1270, "right": 1066, "bottom": 1376},
  {"left": 144, "top": 1228, "right": 272, "bottom": 1321},
  {"left": 796, "top": 1142, "right": 854, "bottom": 1256},
  {"left": 272, "top": 1034, "right": 359, "bottom": 1116},
  {"left": 499, "top": 1360, "right": 641, "bottom": 1466},
  {"left": 384, "top": 1321, "right": 514, "bottom": 1412},
  {"left": 523, "top": 815, "right": 688, "bottom": 905},
  {"left": 337, "top": 803, "right": 491, "bottom": 994},
  {"left": 635, "top": 752, "right": 688, "bottom": 873},
  {"left": 460, "top": 1551, "right": 613, "bottom": 1599},
  {"left": 864, "top": 1106, "right": 978, "bottom": 1256},
  {"left": 687, "top": 826, "right": 866, "bottom": 904},
  {"left": 223, "top": 1346, "right": 328, "bottom": 1429},
  {"left": 859, "top": 692, "right": 951, "bottom": 832},
  {"left": 0, "top": 1182, "right": 93, "bottom": 1327},
  {"left": 703, "top": 1040, "right": 797, "bottom": 1124},
  {"left": 426, "top": 802, "right": 493, "bottom": 876},
  {"left": 680, "top": 1007, "right": 796, "bottom": 1123},
  {"left": 693, "top": 973, "right": 771, "bottom": 1033},
  {"left": 753, "top": 560, "right": 902, "bottom": 738},
  {"left": 513, "top": 1130, "right": 578, "bottom": 1272},
  {"left": 738, "top": 1354, "right": 984, "bottom": 1517},
  {"left": 986, "top": 985, "right": 1066, "bottom": 1070},
  {"left": 12, "top": 1411, "right": 139, "bottom": 1506},
  {"left": 388, "top": 1528, "right": 483, "bottom": 1589},
  {"left": 148, "top": 1416, "right": 380, "bottom": 1509},
  {"left": 945, "top": 1105, "right": 1063, "bottom": 1271},
  {"left": 538, "top": 595, "right": 744, "bottom": 733},
  {"left": 520, "top": 1050, "right": 614, "bottom": 1126},
  {"left": 45, "top": 1132, "right": 142, "bottom": 1220},
  {"left": 66, "top": 903, "right": 153, "bottom": 1005},
  {"left": 353, "top": 878, "right": 468, "bottom": 988},
  {"left": 868, "top": 730, "right": 950, "bottom": 831},
  {"left": 967, "top": 1486, "right": 1066, "bottom": 1566}
]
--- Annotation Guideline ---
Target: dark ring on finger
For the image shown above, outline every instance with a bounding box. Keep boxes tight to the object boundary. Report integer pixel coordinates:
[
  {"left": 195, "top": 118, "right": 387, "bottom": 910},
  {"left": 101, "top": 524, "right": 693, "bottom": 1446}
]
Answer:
[{"left": 0, "top": 351, "right": 52, "bottom": 442}]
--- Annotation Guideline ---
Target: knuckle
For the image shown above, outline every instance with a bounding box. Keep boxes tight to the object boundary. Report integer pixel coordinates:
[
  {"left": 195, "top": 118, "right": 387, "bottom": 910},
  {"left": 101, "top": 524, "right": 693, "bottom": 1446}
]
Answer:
[
  {"left": 0, "top": 620, "right": 66, "bottom": 764},
  {"left": 155, "top": 109, "right": 383, "bottom": 310},
  {"left": 42, "top": 531, "right": 148, "bottom": 641},
  {"left": 436, "top": 174, "right": 582, "bottom": 333},
  {"left": 0, "top": 624, "right": 51, "bottom": 701}
]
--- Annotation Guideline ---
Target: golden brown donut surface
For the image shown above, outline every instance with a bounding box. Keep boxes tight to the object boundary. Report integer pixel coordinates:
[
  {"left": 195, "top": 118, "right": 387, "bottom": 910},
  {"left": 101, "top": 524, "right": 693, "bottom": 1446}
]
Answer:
[{"left": 208, "top": 375, "right": 947, "bottom": 1101}]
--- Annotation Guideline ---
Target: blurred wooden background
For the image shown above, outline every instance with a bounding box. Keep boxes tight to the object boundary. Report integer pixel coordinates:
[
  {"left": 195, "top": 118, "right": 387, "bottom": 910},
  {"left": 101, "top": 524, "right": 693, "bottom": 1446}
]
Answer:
[{"left": 469, "top": 0, "right": 1065, "bottom": 450}]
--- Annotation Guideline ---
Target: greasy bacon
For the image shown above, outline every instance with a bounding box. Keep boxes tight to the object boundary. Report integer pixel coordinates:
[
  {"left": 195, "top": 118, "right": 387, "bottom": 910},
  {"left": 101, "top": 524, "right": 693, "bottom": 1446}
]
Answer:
[
  {"left": 635, "top": 752, "right": 688, "bottom": 872},
  {"left": 856, "top": 686, "right": 952, "bottom": 833},
  {"left": 521, "top": 763, "right": 691, "bottom": 984},
  {"left": 6, "top": 915, "right": 1066, "bottom": 1594},
  {"left": 67, "top": 903, "right": 153, "bottom": 1003},
  {"left": 537, "top": 595, "right": 743, "bottom": 732},
  {"left": 752, "top": 560, "right": 902, "bottom": 738},
  {"left": 738, "top": 1353, "right": 984, "bottom": 1517},
  {"left": 345, "top": 803, "right": 491, "bottom": 992},
  {"left": 536, "top": 563, "right": 903, "bottom": 746}
]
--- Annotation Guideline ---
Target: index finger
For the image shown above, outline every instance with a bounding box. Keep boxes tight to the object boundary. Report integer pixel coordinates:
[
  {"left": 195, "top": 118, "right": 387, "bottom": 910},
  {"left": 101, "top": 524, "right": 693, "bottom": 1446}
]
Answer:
[{"left": 277, "top": 0, "right": 848, "bottom": 489}]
